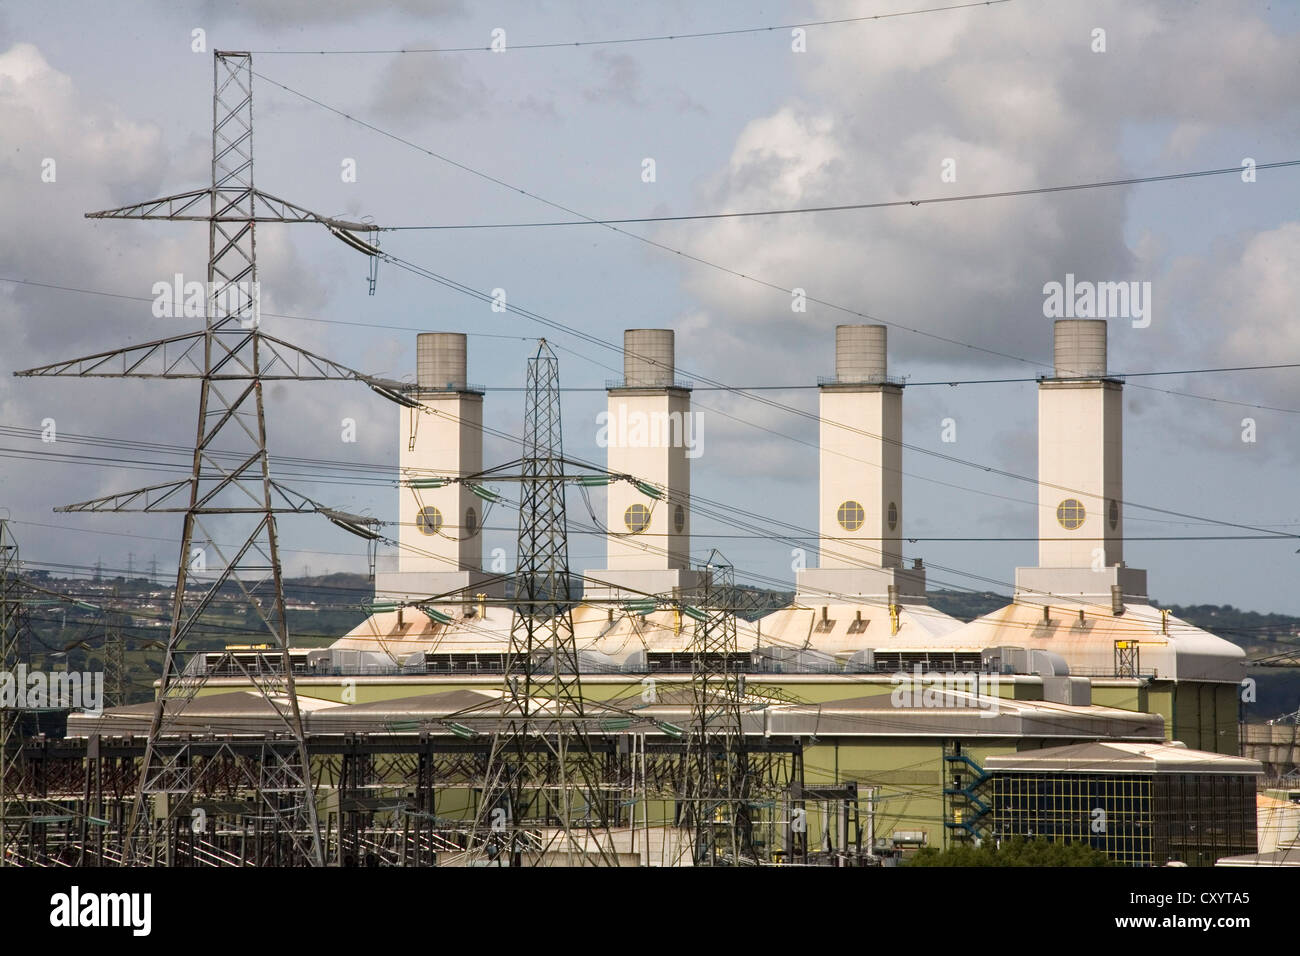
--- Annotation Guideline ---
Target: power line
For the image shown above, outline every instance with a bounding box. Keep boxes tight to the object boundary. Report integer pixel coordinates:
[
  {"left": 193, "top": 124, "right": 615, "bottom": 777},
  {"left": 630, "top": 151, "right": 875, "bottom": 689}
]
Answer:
[
  {"left": 0, "top": 275, "right": 536, "bottom": 342},
  {"left": 3, "top": 279, "right": 1296, "bottom": 405},
  {"left": 5, "top": 362, "right": 1292, "bottom": 558},
  {"left": 252, "top": 67, "right": 1039, "bottom": 368},
  {"left": 11, "top": 516, "right": 1293, "bottom": 549},
  {"left": 4, "top": 323, "right": 1286, "bottom": 537},
  {"left": 247, "top": 0, "right": 1014, "bottom": 55},
  {"left": 379, "top": 249, "right": 1300, "bottom": 543},
  {"left": 0, "top": 426, "right": 1238, "bottom": 630},
  {"left": 11, "top": 285, "right": 1296, "bottom": 612},
  {"left": 384, "top": 160, "right": 1300, "bottom": 230},
  {"left": 252, "top": 66, "right": 1300, "bottom": 419}
]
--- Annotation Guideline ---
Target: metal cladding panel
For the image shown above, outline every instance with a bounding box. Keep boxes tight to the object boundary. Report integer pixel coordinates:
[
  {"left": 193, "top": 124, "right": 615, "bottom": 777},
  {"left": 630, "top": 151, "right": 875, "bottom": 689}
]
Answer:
[
  {"left": 416, "top": 332, "right": 468, "bottom": 389},
  {"left": 623, "top": 328, "right": 675, "bottom": 387},
  {"left": 835, "top": 324, "right": 887, "bottom": 382},
  {"left": 1053, "top": 319, "right": 1108, "bottom": 377}
]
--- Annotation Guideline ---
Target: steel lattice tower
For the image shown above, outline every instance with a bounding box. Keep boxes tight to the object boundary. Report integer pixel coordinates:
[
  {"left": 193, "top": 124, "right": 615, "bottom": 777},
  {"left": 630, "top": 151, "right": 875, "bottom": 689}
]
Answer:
[
  {"left": 684, "top": 551, "right": 755, "bottom": 864},
  {"left": 102, "top": 603, "right": 127, "bottom": 710},
  {"left": 472, "top": 341, "right": 618, "bottom": 866},
  {"left": 0, "top": 520, "right": 32, "bottom": 866},
  {"left": 15, "top": 51, "right": 390, "bottom": 866}
]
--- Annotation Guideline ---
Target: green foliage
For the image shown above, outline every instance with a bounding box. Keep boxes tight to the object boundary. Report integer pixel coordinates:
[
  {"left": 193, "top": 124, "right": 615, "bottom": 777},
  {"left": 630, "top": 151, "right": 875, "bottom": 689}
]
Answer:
[
  {"left": 905, "top": 837, "right": 1115, "bottom": 867},
  {"left": 1153, "top": 601, "right": 1300, "bottom": 650},
  {"left": 926, "top": 590, "right": 1009, "bottom": 622}
]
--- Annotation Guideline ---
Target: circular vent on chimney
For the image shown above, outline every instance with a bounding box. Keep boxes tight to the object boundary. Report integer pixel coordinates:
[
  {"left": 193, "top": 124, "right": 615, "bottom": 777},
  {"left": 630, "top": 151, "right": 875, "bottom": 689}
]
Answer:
[
  {"left": 837, "top": 500, "right": 864, "bottom": 532},
  {"left": 1056, "top": 498, "right": 1086, "bottom": 530},
  {"left": 887, "top": 502, "right": 898, "bottom": 531},
  {"left": 624, "top": 503, "right": 651, "bottom": 533},
  {"left": 416, "top": 506, "right": 443, "bottom": 536}
]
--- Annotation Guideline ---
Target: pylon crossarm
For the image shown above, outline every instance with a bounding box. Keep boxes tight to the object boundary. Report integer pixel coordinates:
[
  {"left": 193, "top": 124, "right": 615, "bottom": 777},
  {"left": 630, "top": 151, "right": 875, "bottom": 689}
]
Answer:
[
  {"left": 16, "top": 328, "right": 388, "bottom": 382},
  {"left": 86, "top": 186, "right": 376, "bottom": 233},
  {"left": 257, "top": 332, "right": 382, "bottom": 381},
  {"left": 51, "top": 474, "right": 366, "bottom": 520},
  {"left": 86, "top": 187, "right": 213, "bottom": 220},
  {"left": 250, "top": 188, "right": 376, "bottom": 231},
  {"left": 54, "top": 479, "right": 193, "bottom": 513},
  {"left": 14, "top": 331, "right": 207, "bottom": 378}
]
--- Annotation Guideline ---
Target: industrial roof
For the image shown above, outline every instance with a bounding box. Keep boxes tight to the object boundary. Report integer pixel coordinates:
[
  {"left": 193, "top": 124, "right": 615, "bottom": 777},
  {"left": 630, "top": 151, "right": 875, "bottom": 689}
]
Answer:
[
  {"left": 983, "top": 740, "right": 1261, "bottom": 775},
  {"left": 67, "top": 686, "right": 1162, "bottom": 743},
  {"left": 326, "top": 589, "right": 1245, "bottom": 685},
  {"left": 1215, "top": 844, "right": 1300, "bottom": 867},
  {"left": 750, "top": 601, "right": 964, "bottom": 656},
  {"left": 946, "top": 601, "right": 1246, "bottom": 683}
]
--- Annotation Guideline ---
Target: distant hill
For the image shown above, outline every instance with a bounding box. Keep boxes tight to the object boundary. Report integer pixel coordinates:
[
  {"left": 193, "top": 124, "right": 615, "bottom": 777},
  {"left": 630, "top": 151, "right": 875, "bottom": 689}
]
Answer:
[
  {"left": 17, "top": 574, "right": 1300, "bottom": 711},
  {"left": 926, "top": 590, "right": 1009, "bottom": 622},
  {"left": 1150, "top": 601, "right": 1300, "bottom": 652}
]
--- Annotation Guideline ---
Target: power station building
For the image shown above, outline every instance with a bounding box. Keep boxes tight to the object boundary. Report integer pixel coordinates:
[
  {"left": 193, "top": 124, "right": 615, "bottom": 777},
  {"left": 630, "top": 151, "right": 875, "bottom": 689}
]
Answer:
[{"left": 128, "top": 316, "right": 1255, "bottom": 863}]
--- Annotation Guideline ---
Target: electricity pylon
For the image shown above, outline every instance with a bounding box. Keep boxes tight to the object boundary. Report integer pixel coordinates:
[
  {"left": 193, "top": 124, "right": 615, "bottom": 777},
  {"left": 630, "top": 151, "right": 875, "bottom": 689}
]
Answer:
[
  {"left": 471, "top": 341, "right": 619, "bottom": 866},
  {"left": 14, "top": 51, "right": 392, "bottom": 866},
  {"left": 102, "top": 602, "right": 127, "bottom": 710},
  {"left": 684, "top": 551, "right": 755, "bottom": 865},
  {"left": 0, "top": 519, "right": 32, "bottom": 866}
]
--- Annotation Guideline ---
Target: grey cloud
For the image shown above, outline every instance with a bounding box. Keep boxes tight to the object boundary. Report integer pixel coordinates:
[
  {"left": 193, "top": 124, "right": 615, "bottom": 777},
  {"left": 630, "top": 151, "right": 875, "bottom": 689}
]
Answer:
[
  {"left": 369, "top": 51, "right": 488, "bottom": 121},
  {"left": 203, "top": 0, "right": 464, "bottom": 28}
]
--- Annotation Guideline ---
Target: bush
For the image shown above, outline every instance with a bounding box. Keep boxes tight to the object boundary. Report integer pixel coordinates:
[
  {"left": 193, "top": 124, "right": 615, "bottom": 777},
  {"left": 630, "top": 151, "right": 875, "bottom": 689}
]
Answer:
[{"left": 905, "top": 837, "right": 1114, "bottom": 867}]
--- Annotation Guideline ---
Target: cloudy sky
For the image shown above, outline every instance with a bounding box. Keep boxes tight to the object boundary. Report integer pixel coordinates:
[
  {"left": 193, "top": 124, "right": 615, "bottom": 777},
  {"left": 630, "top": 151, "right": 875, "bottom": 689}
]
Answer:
[{"left": 1, "top": 0, "right": 1298, "bottom": 612}]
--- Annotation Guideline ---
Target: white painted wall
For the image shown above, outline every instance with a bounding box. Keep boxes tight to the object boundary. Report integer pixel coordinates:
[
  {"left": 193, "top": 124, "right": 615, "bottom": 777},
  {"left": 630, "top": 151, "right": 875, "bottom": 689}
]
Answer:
[
  {"left": 604, "top": 388, "right": 692, "bottom": 571},
  {"left": 819, "top": 385, "right": 903, "bottom": 569},
  {"left": 398, "top": 392, "right": 484, "bottom": 574},
  {"left": 1037, "top": 380, "right": 1123, "bottom": 568}
]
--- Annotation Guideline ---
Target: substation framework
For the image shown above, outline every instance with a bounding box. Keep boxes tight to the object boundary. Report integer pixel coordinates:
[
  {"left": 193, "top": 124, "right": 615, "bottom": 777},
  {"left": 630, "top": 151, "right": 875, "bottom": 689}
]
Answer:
[
  {"left": 1, "top": 733, "right": 811, "bottom": 868},
  {"left": 1, "top": 52, "right": 808, "bottom": 867}
]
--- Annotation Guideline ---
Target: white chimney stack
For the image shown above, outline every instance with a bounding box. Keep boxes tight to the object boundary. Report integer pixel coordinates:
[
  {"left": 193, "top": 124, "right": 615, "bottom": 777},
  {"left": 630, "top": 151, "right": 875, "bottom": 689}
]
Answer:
[
  {"left": 583, "top": 329, "right": 705, "bottom": 601},
  {"left": 1016, "top": 319, "right": 1146, "bottom": 605},
  {"left": 375, "top": 332, "right": 501, "bottom": 601},
  {"left": 796, "top": 325, "right": 926, "bottom": 603}
]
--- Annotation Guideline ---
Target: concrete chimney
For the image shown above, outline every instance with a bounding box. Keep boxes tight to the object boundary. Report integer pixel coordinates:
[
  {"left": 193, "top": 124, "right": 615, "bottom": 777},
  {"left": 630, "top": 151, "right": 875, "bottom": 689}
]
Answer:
[
  {"left": 835, "top": 324, "right": 888, "bottom": 383},
  {"left": 1015, "top": 319, "right": 1147, "bottom": 605},
  {"left": 623, "top": 328, "right": 675, "bottom": 388},
  {"left": 1053, "top": 318, "right": 1108, "bottom": 378},
  {"left": 821, "top": 325, "right": 902, "bottom": 569},
  {"left": 375, "top": 332, "right": 500, "bottom": 601},
  {"left": 795, "top": 325, "right": 926, "bottom": 603},
  {"left": 584, "top": 329, "right": 704, "bottom": 601},
  {"left": 416, "top": 332, "right": 468, "bottom": 390}
]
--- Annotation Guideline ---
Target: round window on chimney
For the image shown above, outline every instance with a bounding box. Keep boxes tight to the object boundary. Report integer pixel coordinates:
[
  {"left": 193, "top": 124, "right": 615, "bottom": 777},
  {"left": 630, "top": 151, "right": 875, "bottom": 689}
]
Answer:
[
  {"left": 624, "top": 503, "right": 651, "bottom": 533},
  {"left": 887, "top": 502, "right": 898, "bottom": 531},
  {"left": 466, "top": 506, "right": 478, "bottom": 536},
  {"left": 1108, "top": 499, "right": 1118, "bottom": 530},
  {"left": 1056, "top": 498, "right": 1086, "bottom": 530},
  {"left": 416, "top": 506, "right": 443, "bottom": 536},
  {"left": 837, "top": 500, "right": 864, "bottom": 532},
  {"left": 673, "top": 504, "right": 685, "bottom": 533}
]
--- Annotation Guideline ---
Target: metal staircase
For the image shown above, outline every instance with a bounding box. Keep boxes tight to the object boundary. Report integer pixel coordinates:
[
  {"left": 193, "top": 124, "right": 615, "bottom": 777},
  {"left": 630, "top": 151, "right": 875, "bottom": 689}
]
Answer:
[{"left": 943, "top": 743, "right": 990, "bottom": 841}]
